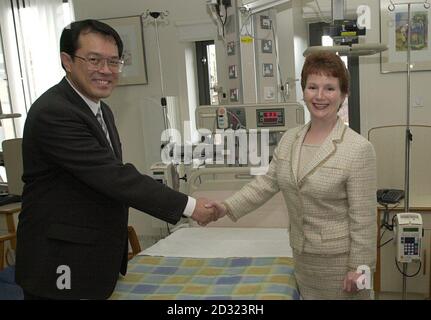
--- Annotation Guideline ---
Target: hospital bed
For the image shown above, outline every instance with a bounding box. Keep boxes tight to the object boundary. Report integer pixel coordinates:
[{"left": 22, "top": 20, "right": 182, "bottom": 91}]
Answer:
[{"left": 110, "top": 167, "right": 298, "bottom": 300}]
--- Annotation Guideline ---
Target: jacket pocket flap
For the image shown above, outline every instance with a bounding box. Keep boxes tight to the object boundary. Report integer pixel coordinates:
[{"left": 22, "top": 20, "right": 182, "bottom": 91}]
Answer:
[
  {"left": 321, "top": 227, "right": 349, "bottom": 240},
  {"left": 47, "top": 223, "right": 99, "bottom": 244}
]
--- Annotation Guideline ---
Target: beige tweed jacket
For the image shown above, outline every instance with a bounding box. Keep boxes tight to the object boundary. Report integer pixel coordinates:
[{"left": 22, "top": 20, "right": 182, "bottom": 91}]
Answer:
[{"left": 224, "top": 117, "right": 377, "bottom": 271}]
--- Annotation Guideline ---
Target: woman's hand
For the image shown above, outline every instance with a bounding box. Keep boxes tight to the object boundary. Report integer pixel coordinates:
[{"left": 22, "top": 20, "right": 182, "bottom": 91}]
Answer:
[{"left": 343, "top": 271, "right": 362, "bottom": 292}]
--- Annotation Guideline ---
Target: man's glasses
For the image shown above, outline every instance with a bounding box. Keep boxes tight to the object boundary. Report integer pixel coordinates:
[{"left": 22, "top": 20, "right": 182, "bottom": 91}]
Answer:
[{"left": 72, "top": 54, "right": 124, "bottom": 73}]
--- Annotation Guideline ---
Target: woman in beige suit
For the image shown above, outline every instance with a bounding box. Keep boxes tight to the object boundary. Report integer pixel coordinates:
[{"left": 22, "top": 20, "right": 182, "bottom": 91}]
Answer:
[{"left": 208, "top": 51, "right": 377, "bottom": 299}]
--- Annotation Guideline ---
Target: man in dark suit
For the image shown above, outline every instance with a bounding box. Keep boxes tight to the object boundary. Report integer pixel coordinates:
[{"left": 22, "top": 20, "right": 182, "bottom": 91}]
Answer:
[{"left": 15, "top": 19, "right": 219, "bottom": 300}]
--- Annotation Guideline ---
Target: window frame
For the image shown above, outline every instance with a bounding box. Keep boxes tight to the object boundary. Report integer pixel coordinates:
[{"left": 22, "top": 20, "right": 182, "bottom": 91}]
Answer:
[{"left": 195, "top": 40, "right": 214, "bottom": 106}]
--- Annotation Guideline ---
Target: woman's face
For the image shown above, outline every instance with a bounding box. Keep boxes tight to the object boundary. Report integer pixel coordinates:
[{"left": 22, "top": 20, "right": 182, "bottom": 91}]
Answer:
[{"left": 303, "top": 73, "right": 346, "bottom": 123}]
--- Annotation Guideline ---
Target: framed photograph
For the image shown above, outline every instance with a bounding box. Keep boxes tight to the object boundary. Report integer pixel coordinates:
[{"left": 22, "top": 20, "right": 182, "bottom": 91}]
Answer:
[
  {"left": 101, "top": 15, "right": 148, "bottom": 85},
  {"left": 230, "top": 88, "right": 239, "bottom": 102},
  {"left": 262, "top": 39, "right": 273, "bottom": 53},
  {"left": 380, "top": 0, "right": 431, "bottom": 73},
  {"left": 263, "top": 63, "right": 274, "bottom": 77},
  {"left": 260, "top": 15, "right": 272, "bottom": 30},
  {"left": 227, "top": 41, "right": 236, "bottom": 56},
  {"left": 228, "top": 65, "right": 238, "bottom": 79}
]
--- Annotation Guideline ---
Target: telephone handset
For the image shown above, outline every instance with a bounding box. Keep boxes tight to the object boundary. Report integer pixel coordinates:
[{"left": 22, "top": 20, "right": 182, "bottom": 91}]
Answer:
[{"left": 377, "top": 189, "right": 405, "bottom": 204}]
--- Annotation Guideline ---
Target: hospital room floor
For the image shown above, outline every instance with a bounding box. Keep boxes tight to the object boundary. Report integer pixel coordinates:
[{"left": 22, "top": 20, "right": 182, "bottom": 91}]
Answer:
[{"left": 375, "top": 292, "right": 430, "bottom": 300}]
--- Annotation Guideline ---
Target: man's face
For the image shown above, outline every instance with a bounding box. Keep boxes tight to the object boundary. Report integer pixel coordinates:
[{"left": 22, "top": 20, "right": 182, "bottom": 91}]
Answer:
[{"left": 61, "top": 32, "right": 120, "bottom": 102}]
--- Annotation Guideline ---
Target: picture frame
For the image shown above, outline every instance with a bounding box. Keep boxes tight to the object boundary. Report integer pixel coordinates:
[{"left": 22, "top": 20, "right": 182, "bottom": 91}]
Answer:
[
  {"left": 380, "top": 0, "right": 431, "bottom": 73},
  {"left": 227, "top": 41, "right": 236, "bottom": 56},
  {"left": 230, "top": 88, "right": 239, "bottom": 102},
  {"left": 101, "top": 15, "right": 148, "bottom": 85},
  {"left": 262, "top": 39, "right": 273, "bottom": 53},
  {"left": 263, "top": 63, "right": 274, "bottom": 77},
  {"left": 260, "top": 15, "right": 272, "bottom": 30},
  {"left": 228, "top": 65, "right": 238, "bottom": 79}
]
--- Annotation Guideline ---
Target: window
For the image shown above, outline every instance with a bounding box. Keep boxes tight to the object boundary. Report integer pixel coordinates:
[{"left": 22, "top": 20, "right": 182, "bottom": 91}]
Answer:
[
  {"left": 14, "top": 0, "right": 75, "bottom": 105},
  {"left": 195, "top": 40, "right": 218, "bottom": 106},
  {"left": 0, "top": 30, "right": 16, "bottom": 143},
  {"left": 0, "top": 0, "right": 74, "bottom": 147}
]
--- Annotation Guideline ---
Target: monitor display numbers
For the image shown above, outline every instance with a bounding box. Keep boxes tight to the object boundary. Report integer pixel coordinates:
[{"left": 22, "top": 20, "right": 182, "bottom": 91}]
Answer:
[{"left": 257, "top": 108, "right": 284, "bottom": 127}]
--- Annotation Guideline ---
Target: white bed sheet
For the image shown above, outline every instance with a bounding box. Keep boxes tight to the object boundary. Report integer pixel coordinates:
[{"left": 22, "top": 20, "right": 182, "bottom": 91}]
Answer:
[{"left": 140, "top": 227, "right": 293, "bottom": 258}]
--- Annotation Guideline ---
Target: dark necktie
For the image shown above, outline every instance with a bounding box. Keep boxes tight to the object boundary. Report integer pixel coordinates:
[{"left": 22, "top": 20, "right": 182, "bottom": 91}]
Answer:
[{"left": 96, "top": 107, "right": 113, "bottom": 149}]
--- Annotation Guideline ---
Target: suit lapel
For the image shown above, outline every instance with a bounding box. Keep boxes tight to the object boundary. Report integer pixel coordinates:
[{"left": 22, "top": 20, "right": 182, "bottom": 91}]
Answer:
[
  {"left": 297, "top": 117, "right": 346, "bottom": 184},
  {"left": 58, "top": 78, "right": 96, "bottom": 120},
  {"left": 291, "top": 122, "right": 310, "bottom": 184}
]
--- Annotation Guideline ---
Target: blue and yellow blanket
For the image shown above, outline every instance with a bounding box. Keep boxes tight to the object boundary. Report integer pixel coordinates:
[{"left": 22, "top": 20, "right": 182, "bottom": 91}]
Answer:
[{"left": 110, "top": 256, "right": 298, "bottom": 300}]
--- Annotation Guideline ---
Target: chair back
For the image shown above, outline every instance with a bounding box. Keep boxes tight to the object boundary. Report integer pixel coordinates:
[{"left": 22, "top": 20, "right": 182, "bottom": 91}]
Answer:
[
  {"left": 127, "top": 226, "right": 142, "bottom": 260},
  {"left": 2, "top": 138, "right": 24, "bottom": 196}
]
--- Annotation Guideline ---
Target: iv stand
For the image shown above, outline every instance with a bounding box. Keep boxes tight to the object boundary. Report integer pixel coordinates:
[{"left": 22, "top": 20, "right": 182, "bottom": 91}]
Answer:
[
  {"left": 142, "top": 10, "right": 170, "bottom": 135},
  {"left": 388, "top": 0, "right": 430, "bottom": 300}
]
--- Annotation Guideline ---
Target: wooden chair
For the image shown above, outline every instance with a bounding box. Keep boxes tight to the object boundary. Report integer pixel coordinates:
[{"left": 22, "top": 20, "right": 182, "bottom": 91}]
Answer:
[
  {"left": 0, "top": 232, "right": 16, "bottom": 271},
  {"left": 0, "top": 203, "right": 21, "bottom": 271},
  {"left": 127, "top": 226, "right": 141, "bottom": 260},
  {"left": 0, "top": 138, "right": 24, "bottom": 270}
]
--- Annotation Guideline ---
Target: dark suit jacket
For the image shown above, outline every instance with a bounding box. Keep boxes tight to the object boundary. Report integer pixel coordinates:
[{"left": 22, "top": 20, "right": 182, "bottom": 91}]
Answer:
[{"left": 15, "top": 77, "right": 188, "bottom": 299}]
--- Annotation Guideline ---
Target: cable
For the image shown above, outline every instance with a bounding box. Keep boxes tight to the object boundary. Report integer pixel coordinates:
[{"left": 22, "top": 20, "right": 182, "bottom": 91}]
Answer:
[
  {"left": 227, "top": 110, "right": 245, "bottom": 129},
  {"left": 379, "top": 228, "right": 386, "bottom": 241},
  {"left": 379, "top": 201, "right": 401, "bottom": 231},
  {"left": 379, "top": 238, "right": 393, "bottom": 248},
  {"left": 394, "top": 258, "right": 422, "bottom": 277},
  {"left": 215, "top": 1, "right": 228, "bottom": 38}
]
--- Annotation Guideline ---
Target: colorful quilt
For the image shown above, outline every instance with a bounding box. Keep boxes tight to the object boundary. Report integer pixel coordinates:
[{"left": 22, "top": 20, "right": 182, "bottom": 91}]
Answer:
[{"left": 110, "top": 256, "right": 299, "bottom": 300}]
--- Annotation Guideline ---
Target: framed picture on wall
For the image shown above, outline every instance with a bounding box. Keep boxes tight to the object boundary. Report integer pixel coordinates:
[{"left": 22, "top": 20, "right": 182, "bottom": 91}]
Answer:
[
  {"left": 263, "top": 63, "right": 274, "bottom": 77},
  {"left": 230, "top": 88, "right": 239, "bottom": 102},
  {"left": 101, "top": 15, "right": 148, "bottom": 85},
  {"left": 228, "top": 65, "right": 238, "bottom": 79},
  {"left": 380, "top": 0, "right": 431, "bottom": 73},
  {"left": 260, "top": 15, "right": 272, "bottom": 30},
  {"left": 227, "top": 41, "right": 236, "bottom": 55},
  {"left": 262, "top": 39, "right": 273, "bottom": 53}
]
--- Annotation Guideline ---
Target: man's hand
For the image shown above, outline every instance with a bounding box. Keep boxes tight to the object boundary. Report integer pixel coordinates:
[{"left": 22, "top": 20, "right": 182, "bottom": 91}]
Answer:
[
  {"left": 343, "top": 271, "right": 362, "bottom": 292},
  {"left": 204, "top": 200, "right": 227, "bottom": 220},
  {"left": 191, "top": 198, "right": 218, "bottom": 226}
]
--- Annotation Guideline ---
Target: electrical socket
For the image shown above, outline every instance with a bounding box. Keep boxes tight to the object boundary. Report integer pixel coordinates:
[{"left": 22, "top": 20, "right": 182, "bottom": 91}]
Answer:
[{"left": 413, "top": 96, "right": 424, "bottom": 108}]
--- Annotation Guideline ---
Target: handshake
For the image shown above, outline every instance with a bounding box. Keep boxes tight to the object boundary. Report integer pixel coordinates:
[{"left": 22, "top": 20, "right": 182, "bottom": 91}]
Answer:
[{"left": 190, "top": 198, "right": 227, "bottom": 227}]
